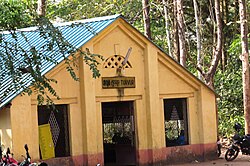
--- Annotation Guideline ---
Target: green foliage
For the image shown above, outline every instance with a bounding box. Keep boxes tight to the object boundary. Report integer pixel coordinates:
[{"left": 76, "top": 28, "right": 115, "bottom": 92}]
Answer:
[
  {"left": 0, "top": 0, "right": 34, "bottom": 30},
  {"left": 47, "top": 0, "right": 144, "bottom": 38},
  {"left": 45, "top": 0, "right": 250, "bottom": 138},
  {"left": 103, "top": 122, "right": 132, "bottom": 144},
  {"left": 0, "top": 1, "right": 103, "bottom": 106},
  {"left": 215, "top": 35, "right": 244, "bottom": 137},
  {"left": 47, "top": 0, "right": 142, "bottom": 21},
  {"left": 215, "top": 33, "right": 250, "bottom": 137}
]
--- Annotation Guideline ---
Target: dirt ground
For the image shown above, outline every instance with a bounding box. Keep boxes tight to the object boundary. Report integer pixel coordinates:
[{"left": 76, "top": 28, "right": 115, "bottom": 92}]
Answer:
[{"left": 172, "top": 148, "right": 250, "bottom": 166}]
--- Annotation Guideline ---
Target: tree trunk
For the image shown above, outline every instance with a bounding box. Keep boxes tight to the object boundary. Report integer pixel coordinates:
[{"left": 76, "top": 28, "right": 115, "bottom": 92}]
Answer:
[
  {"left": 235, "top": 0, "right": 239, "bottom": 23},
  {"left": 37, "top": 0, "right": 46, "bottom": 16},
  {"left": 199, "top": 0, "right": 222, "bottom": 89},
  {"left": 173, "top": 0, "right": 180, "bottom": 62},
  {"left": 162, "top": 0, "right": 172, "bottom": 58},
  {"left": 238, "top": 0, "right": 250, "bottom": 134},
  {"left": 193, "top": 0, "right": 202, "bottom": 79},
  {"left": 176, "top": 0, "right": 186, "bottom": 67},
  {"left": 142, "top": 0, "right": 152, "bottom": 40},
  {"left": 220, "top": 0, "right": 226, "bottom": 72},
  {"left": 223, "top": 0, "right": 229, "bottom": 70}
]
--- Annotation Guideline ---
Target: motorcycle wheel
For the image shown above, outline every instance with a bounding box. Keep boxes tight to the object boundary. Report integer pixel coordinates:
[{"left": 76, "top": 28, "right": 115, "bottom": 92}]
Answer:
[{"left": 225, "top": 148, "right": 239, "bottom": 161}]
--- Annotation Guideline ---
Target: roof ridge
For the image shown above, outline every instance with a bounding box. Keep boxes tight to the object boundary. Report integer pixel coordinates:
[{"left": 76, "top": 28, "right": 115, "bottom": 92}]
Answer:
[
  {"left": 1, "top": 14, "right": 121, "bottom": 34},
  {"left": 53, "top": 14, "right": 121, "bottom": 27},
  {"left": 0, "top": 14, "right": 121, "bottom": 109}
]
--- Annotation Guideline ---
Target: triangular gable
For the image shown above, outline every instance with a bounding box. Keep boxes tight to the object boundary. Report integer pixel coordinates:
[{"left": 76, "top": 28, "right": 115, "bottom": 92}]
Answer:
[
  {"left": 111, "top": 17, "right": 215, "bottom": 95},
  {"left": 0, "top": 14, "right": 120, "bottom": 108},
  {"left": 0, "top": 14, "right": 215, "bottom": 109}
]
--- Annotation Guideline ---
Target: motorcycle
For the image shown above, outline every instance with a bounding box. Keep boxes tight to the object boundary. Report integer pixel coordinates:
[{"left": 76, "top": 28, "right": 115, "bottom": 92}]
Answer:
[
  {"left": 19, "top": 144, "right": 35, "bottom": 166},
  {"left": 0, "top": 147, "right": 18, "bottom": 166},
  {"left": 225, "top": 123, "right": 250, "bottom": 161},
  {"left": 0, "top": 145, "right": 47, "bottom": 166},
  {"left": 19, "top": 144, "right": 47, "bottom": 166}
]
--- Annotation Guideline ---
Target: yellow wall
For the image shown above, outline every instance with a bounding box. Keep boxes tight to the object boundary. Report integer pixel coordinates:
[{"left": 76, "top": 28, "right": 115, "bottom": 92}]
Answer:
[
  {"left": 0, "top": 108, "right": 12, "bottom": 152},
  {"left": 157, "top": 51, "right": 217, "bottom": 145},
  {"left": 92, "top": 19, "right": 166, "bottom": 150},
  {"left": 200, "top": 87, "right": 217, "bottom": 143},
  {"left": 6, "top": 17, "right": 217, "bottom": 162},
  {"left": 78, "top": 43, "right": 100, "bottom": 155},
  {"left": 94, "top": 24, "right": 146, "bottom": 97},
  {"left": 10, "top": 95, "right": 37, "bottom": 160},
  {"left": 45, "top": 60, "right": 84, "bottom": 157},
  {"left": 9, "top": 59, "right": 84, "bottom": 160}
]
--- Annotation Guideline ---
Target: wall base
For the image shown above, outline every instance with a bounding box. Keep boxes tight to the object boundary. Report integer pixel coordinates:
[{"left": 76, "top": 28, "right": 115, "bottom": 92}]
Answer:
[
  {"left": 137, "top": 143, "right": 217, "bottom": 165},
  {"left": 42, "top": 143, "right": 217, "bottom": 166},
  {"left": 43, "top": 153, "right": 103, "bottom": 166}
]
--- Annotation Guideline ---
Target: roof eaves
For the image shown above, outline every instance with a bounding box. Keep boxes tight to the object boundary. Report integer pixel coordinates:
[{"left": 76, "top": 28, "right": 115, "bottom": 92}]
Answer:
[{"left": 0, "top": 14, "right": 121, "bottom": 109}]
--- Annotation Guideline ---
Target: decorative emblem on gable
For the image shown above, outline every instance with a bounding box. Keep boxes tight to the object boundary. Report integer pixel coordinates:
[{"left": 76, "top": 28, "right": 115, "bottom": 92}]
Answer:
[
  {"left": 102, "top": 47, "right": 135, "bottom": 91},
  {"left": 103, "top": 55, "right": 132, "bottom": 69}
]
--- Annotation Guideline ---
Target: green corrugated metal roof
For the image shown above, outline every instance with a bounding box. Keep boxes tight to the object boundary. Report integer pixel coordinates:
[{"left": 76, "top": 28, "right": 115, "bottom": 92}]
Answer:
[{"left": 0, "top": 14, "right": 121, "bottom": 108}]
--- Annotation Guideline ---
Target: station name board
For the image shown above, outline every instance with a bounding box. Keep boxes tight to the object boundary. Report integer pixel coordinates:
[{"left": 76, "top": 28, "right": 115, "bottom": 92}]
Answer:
[{"left": 102, "top": 76, "right": 135, "bottom": 89}]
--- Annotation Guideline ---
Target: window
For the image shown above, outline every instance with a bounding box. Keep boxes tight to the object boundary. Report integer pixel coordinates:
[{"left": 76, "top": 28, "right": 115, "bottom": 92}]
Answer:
[
  {"left": 38, "top": 105, "right": 70, "bottom": 158},
  {"left": 164, "top": 98, "right": 188, "bottom": 147}
]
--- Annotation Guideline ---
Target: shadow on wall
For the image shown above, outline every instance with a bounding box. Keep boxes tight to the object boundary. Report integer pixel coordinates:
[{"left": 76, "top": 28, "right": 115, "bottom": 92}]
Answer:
[{"left": 0, "top": 108, "right": 12, "bottom": 152}]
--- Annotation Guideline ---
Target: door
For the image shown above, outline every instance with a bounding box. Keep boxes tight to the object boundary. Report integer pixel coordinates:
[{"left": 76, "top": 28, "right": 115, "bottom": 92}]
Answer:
[
  {"left": 38, "top": 124, "right": 55, "bottom": 160},
  {"left": 102, "top": 101, "right": 136, "bottom": 166}
]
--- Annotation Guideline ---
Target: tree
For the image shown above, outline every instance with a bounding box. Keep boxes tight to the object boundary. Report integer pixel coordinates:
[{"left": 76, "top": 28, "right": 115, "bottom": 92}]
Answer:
[
  {"left": 162, "top": 0, "right": 172, "bottom": 58},
  {"left": 142, "top": 0, "right": 151, "bottom": 40},
  {"left": 176, "top": 0, "right": 186, "bottom": 67},
  {"left": 37, "top": 0, "right": 46, "bottom": 16},
  {"left": 1, "top": 0, "right": 249, "bottom": 136},
  {"left": 0, "top": 0, "right": 102, "bottom": 106},
  {"left": 172, "top": 0, "right": 180, "bottom": 62},
  {"left": 197, "top": 0, "right": 223, "bottom": 89},
  {"left": 0, "top": 0, "right": 35, "bottom": 29},
  {"left": 215, "top": 36, "right": 244, "bottom": 136},
  {"left": 238, "top": 0, "right": 250, "bottom": 134},
  {"left": 193, "top": 0, "right": 202, "bottom": 79}
]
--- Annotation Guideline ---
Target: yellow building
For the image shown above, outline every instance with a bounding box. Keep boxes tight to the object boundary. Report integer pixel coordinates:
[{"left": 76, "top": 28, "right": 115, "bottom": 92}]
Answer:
[{"left": 0, "top": 15, "right": 218, "bottom": 166}]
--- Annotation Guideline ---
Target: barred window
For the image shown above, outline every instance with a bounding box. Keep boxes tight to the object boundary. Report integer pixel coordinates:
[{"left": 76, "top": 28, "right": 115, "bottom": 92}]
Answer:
[{"left": 164, "top": 98, "right": 189, "bottom": 147}]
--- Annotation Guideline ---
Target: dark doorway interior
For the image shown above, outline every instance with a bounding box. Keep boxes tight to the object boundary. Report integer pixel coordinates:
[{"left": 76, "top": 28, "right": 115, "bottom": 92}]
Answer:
[
  {"left": 38, "top": 105, "right": 70, "bottom": 158},
  {"left": 102, "top": 101, "right": 136, "bottom": 166}
]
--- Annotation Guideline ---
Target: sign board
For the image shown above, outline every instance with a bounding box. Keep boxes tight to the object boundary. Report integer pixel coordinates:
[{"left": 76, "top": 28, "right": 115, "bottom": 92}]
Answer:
[
  {"left": 38, "top": 124, "right": 55, "bottom": 160},
  {"left": 102, "top": 77, "right": 135, "bottom": 89}
]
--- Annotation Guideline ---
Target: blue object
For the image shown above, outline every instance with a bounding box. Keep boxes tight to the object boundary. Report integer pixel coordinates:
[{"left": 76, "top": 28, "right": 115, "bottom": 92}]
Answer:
[
  {"left": 0, "top": 15, "right": 120, "bottom": 108},
  {"left": 177, "top": 135, "right": 185, "bottom": 145}
]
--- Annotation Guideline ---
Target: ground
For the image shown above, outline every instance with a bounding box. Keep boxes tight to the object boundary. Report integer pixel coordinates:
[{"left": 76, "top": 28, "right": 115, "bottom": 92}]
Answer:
[{"left": 173, "top": 148, "right": 250, "bottom": 166}]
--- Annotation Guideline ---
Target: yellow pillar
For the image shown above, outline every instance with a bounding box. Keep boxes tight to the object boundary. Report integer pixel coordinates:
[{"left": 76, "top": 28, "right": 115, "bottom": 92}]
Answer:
[
  {"left": 79, "top": 47, "right": 103, "bottom": 165},
  {"left": 10, "top": 95, "right": 39, "bottom": 161},
  {"left": 0, "top": 108, "right": 12, "bottom": 152},
  {"left": 143, "top": 45, "right": 165, "bottom": 162}
]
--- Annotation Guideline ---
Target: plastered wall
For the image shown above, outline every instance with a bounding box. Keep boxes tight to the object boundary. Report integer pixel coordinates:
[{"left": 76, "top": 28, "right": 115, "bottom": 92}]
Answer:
[
  {"left": 158, "top": 52, "right": 217, "bottom": 145},
  {"left": 0, "top": 108, "right": 12, "bottom": 152},
  {"left": 5, "top": 18, "right": 217, "bottom": 162},
  {"left": 9, "top": 59, "right": 84, "bottom": 161}
]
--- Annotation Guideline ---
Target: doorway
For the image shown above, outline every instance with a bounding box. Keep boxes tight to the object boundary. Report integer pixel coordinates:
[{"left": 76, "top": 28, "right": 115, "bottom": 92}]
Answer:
[
  {"left": 102, "top": 101, "right": 136, "bottom": 166},
  {"left": 38, "top": 105, "right": 70, "bottom": 158}
]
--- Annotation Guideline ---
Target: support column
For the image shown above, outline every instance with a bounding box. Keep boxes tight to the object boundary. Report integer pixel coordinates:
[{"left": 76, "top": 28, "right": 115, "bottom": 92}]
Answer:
[
  {"left": 79, "top": 47, "right": 103, "bottom": 165},
  {"left": 10, "top": 95, "right": 39, "bottom": 161},
  {"left": 199, "top": 88, "right": 217, "bottom": 160},
  {"left": 143, "top": 46, "right": 165, "bottom": 164}
]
